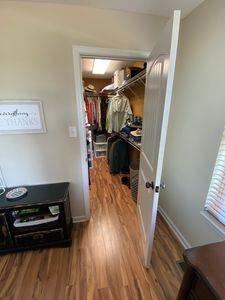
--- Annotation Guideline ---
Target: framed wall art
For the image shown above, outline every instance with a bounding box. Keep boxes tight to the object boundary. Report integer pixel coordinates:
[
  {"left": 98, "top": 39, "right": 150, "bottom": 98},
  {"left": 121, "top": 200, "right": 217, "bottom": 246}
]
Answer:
[{"left": 0, "top": 100, "right": 47, "bottom": 134}]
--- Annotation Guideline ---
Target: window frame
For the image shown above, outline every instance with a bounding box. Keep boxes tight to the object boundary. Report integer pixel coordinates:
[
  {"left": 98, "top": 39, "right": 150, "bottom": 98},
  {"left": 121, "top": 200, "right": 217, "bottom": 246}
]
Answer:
[{"left": 202, "top": 127, "right": 225, "bottom": 238}]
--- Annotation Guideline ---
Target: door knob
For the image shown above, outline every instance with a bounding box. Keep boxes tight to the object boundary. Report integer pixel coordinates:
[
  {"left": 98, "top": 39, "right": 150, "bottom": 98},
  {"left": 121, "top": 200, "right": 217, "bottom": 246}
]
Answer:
[
  {"left": 155, "top": 182, "right": 166, "bottom": 193},
  {"left": 145, "top": 181, "right": 154, "bottom": 189}
]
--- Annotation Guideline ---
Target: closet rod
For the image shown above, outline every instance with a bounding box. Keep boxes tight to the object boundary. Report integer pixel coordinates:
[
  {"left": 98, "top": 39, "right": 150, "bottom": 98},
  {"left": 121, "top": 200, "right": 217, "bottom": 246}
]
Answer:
[
  {"left": 119, "top": 133, "right": 141, "bottom": 151},
  {"left": 83, "top": 92, "right": 110, "bottom": 97}
]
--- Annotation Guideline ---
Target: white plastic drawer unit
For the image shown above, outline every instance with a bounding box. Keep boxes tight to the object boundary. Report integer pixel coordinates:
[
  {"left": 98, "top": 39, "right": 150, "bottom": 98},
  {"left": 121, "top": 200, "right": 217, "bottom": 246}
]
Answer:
[{"left": 93, "top": 141, "right": 107, "bottom": 157}]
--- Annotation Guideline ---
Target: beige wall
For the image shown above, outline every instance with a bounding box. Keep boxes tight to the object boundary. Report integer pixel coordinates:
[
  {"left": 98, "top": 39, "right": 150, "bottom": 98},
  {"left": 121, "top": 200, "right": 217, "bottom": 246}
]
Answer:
[
  {"left": 128, "top": 86, "right": 145, "bottom": 117},
  {"left": 0, "top": 1, "right": 166, "bottom": 217},
  {"left": 160, "top": 0, "right": 225, "bottom": 246}
]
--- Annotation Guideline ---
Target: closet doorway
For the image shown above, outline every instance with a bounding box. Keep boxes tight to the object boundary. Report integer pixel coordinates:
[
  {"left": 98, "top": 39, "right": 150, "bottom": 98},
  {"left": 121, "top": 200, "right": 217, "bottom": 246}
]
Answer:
[
  {"left": 73, "top": 46, "right": 149, "bottom": 220},
  {"left": 73, "top": 11, "right": 180, "bottom": 267},
  {"left": 82, "top": 57, "right": 146, "bottom": 183}
]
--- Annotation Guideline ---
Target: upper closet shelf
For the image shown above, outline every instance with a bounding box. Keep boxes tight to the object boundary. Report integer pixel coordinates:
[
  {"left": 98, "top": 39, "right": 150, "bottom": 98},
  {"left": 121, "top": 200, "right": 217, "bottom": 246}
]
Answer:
[
  {"left": 84, "top": 69, "right": 146, "bottom": 98},
  {"left": 115, "top": 69, "right": 146, "bottom": 95}
]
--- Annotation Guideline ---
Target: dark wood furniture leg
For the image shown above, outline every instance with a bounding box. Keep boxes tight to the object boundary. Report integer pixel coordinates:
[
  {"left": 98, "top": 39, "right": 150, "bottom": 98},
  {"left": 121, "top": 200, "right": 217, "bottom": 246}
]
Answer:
[{"left": 177, "top": 265, "right": 195, "bottom": 300}]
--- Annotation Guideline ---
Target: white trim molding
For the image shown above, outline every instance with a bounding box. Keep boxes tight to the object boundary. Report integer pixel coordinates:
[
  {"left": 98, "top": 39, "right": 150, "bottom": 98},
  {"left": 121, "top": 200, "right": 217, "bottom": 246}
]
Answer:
[
  {"left": 72, "top": 216, "right": 89, "bottom": 223},
  {"left": 72, "top": 45, "right": 150, "bottom": 221},
  {"left": 158, "top": 206, "right": 191, "bottom": 249},
  {"left": 73, "top": 45, "right": 150, "bottom": 61},
  {"left": 201, "top": 210, "right": 225, "bottom": 238}
]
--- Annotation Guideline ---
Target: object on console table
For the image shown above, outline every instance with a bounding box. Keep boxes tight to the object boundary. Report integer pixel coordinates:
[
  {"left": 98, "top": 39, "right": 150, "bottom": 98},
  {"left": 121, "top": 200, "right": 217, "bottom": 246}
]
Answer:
[
  {"left": 177, "top": 241, "right": 225, "bottom": 300},
  {"left": 0, "top": 182, "right": 72, "bottom": 254},
  {"left": 6, "top": 187, "right": 28, "bottom": 200}
]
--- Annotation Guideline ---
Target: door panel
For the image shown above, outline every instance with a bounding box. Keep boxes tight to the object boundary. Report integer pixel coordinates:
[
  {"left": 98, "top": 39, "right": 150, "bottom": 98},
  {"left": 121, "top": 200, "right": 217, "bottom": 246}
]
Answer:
[
  {"left": 142, "top": 56, "right": 168, "bottom": 168},
  {"left": 137, "top": 11, "right": 181, "bottom": 267}
]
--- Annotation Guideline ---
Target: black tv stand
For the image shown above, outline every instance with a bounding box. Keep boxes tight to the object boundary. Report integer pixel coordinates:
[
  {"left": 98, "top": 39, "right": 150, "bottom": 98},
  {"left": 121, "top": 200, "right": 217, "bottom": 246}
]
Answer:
[{"left": 0, "top": 182, "right": 72, "bottom": 254}]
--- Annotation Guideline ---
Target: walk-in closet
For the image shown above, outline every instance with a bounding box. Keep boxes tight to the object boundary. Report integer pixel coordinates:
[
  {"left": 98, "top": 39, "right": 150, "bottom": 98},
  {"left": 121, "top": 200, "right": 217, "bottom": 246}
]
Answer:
[{"left": 82, "top": 58, "right": 146, "bottom": 202}]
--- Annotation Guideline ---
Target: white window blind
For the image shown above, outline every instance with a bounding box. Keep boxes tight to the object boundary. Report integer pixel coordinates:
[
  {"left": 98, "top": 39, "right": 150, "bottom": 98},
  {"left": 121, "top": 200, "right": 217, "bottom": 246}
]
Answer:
[{"left": 205, "top": 128, "right": 225, "bottom": 225}]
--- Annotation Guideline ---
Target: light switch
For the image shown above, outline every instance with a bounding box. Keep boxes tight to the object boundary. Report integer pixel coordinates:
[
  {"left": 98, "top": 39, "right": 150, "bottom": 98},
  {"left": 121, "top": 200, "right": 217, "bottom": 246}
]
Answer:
[{"left": 69, "top": 126, "right": 77, "bottom": 138}]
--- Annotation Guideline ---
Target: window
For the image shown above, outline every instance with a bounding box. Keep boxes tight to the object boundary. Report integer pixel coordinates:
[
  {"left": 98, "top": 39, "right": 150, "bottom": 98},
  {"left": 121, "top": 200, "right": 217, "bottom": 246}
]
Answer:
[{"left": 204, "top": 128, "right": 225, "bottom": 225}]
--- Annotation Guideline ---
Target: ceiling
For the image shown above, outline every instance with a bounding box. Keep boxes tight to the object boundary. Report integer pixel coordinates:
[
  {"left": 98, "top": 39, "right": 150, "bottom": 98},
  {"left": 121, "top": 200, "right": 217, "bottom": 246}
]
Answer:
[
  {"left": 14, "top": 0, "right": 205, "bottom": 17},
  {"left": 82, "top": 59, "right": 144, "bottom": 79}
]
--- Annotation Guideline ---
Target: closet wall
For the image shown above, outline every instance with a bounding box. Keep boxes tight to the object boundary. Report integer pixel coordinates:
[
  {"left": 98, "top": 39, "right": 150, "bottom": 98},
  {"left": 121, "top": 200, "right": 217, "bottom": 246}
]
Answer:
[
  {"left": 129, "top": 62, "right": 145, "bottom": 117},
  {"left": 122, "top": 61, "right": 145, "bottom": 116},
  {"left": 127, "top": 87, "right": 145, "bottom": 117}
]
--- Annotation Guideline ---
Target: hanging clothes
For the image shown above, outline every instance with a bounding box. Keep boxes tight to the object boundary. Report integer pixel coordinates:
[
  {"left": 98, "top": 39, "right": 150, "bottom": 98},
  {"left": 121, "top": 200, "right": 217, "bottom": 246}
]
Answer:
[
  {"left": 100, "top": 96, "right": 108, "bottom": 132},
  {"left": 106, "top": 94, "right": 132, "bottom": 133},
  {"left": 84, "top": 96, "right": 101, "bottom": 127},
  {"left": 96, "top": 97, "right": 102, "bottom": 131},
  {"left": 109, "top": 139, "right": 129, "bottom": 174},
  {"left": 107, "top": 134, "right": 119, "bottom": 162},
  {"left": 84, "top": 94, "right": 109, "bottom": 133}
]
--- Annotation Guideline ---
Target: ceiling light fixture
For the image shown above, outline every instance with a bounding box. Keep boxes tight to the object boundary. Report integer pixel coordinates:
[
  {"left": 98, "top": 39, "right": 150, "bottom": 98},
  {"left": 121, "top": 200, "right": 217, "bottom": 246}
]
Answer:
[{"left": 92, "top": 59, "right": 111, "bottom": 74}]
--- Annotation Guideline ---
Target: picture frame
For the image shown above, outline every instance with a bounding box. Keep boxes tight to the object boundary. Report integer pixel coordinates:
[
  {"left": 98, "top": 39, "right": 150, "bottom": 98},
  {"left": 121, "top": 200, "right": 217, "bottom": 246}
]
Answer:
[{"left": 0, "top": 100, "right": 47, "bottom": 134}]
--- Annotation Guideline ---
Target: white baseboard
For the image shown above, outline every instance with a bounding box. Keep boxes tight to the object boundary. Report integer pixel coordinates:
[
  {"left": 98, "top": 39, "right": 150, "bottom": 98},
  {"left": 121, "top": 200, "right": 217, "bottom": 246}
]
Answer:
[
  {"left": 72, "top": 215, "right": 89, "bottom": 223},
  {"left": 158, "top": 206, "right": 191, "bottom": 249}
]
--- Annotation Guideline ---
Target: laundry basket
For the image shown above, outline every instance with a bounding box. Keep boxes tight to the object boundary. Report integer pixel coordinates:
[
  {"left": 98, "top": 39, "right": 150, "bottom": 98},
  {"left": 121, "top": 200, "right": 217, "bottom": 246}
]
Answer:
[{"left": 129, "top": 160, "right": 140, "bottom": 201}]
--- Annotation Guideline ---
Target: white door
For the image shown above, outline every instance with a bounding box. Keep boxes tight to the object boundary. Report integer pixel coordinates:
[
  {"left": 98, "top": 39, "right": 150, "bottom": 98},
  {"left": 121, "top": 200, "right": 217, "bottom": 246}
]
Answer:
[{"left": 137, "top": 11, "right": 181, "bottom": 267}]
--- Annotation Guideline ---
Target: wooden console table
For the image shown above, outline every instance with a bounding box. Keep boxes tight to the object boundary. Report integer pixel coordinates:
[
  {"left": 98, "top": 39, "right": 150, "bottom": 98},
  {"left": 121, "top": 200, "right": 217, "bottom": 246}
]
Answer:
[
  {"left": 0, "top": 182, "right": 72, "bottom": 253},
  {"left": 177, "top": 241, "right": 225, "bottom": 300}
]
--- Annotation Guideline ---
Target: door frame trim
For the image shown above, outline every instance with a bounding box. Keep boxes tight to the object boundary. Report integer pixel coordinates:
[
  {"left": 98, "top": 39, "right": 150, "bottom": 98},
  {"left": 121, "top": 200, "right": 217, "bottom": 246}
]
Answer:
[{"left": 72, "top": 45, "right": 150, "bottom": 220}]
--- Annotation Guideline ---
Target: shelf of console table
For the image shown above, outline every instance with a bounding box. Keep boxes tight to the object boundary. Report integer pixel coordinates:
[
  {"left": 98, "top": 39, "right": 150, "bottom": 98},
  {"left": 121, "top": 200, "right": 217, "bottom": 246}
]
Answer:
[{"left": 0, "top": 182, "right": 72, "bottom": 254}]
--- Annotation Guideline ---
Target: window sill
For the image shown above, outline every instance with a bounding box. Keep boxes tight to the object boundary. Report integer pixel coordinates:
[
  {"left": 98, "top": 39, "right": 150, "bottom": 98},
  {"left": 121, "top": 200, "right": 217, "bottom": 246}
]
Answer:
[{"left": 200, "top": 211, "right": 225, "bottom": 238}]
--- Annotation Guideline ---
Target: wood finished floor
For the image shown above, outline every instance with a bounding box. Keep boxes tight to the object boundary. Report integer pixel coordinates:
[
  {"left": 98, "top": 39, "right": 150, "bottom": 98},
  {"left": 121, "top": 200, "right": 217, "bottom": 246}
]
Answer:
[{"left": 0, "top": 158, "right": 184, "bottom": 300}]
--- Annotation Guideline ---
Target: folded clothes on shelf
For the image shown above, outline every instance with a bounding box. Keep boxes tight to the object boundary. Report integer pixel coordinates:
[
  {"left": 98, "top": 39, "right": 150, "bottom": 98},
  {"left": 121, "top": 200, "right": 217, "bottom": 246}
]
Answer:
[{"left": 130, "top": 129, "right": 142, "bottom": 143}]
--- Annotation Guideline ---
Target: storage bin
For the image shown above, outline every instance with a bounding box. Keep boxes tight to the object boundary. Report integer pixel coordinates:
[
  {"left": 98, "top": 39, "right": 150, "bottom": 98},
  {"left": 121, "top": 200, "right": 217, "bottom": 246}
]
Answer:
[
  {"left": 93, "top": 141, "right": 107, "bottom": 157},
  {"left": 95, "top": 150, "right": 107, "bottom": 158},
  {"left": 130, "top": 161, "right": 140, "bottom": 201},
  {"left": 95, "top": 134, "right": 106, "bottom": 143},
  {"left": 114, "top": 69, "right": 125, "bottom": 88}
]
